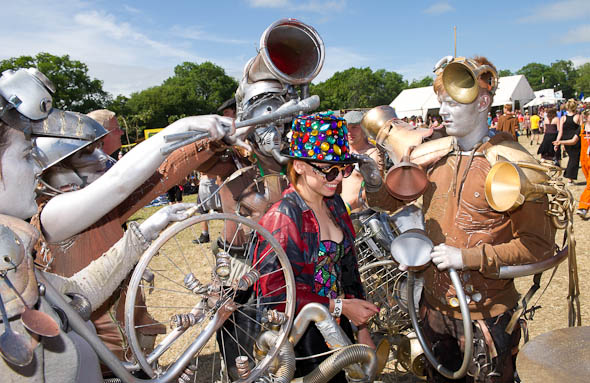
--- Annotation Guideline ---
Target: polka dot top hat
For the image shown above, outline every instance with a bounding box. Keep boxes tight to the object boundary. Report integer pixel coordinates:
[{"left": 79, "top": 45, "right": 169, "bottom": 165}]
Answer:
[{"left": 286, "top": 112, "right": 357, "bottom": 164}]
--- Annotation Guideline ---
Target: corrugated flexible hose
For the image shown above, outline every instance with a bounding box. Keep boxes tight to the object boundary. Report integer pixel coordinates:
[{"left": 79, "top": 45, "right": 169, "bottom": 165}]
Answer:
[{"left": 298, "top": 344, "right": 377, "bottom": 383}]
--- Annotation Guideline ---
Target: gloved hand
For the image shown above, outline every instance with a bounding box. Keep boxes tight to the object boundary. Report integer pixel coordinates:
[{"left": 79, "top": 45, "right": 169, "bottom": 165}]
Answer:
[
  {"left": 169, "top": 115, "right": 235, "bottom": 141},
  {"left": 430, "top": 244, "right": 464, "bottom": 271},
  {"left": 223, "top": 125, "right": 253, "bottom": 151},
  {"left": 356, "top": 154, "right": 382, "bottom": 192},
  {"left": 139, "top": 203, "right": 194, "bottom": 241}
]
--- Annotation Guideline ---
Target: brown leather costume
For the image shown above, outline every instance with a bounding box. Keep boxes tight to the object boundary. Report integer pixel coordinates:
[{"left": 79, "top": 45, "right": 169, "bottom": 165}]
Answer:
[
  {"left": 496, "top": 114, "right": 519, "bottom": 141},
  {"left": 367, "top": 132, "right": 556, "bottom": 320},
  {"left": 31, "top": 139, "right": 225, "bottom": 364}
]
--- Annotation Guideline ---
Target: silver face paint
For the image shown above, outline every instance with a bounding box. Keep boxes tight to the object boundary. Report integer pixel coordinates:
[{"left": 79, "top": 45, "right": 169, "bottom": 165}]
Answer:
[
  {"left": 0, "top": 129, "right": 41, "bottom": 219},
  {"left": 68, "top": 147, "right": 110, "bottom": 186}
]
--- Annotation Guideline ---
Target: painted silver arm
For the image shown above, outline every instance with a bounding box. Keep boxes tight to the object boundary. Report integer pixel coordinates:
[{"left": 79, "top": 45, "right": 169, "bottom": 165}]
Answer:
[{"left": 40, "top": 115, "right": 233, "bottom": 242}]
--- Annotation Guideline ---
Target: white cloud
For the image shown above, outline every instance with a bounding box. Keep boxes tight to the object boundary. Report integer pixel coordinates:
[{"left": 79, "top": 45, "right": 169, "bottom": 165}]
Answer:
[
  {"left": 171, "top": 26, "right": 251, "bottom": 45},
  {"left": 561, "top": 24, "right": 590, "bottom": 43},
  {"left": 248, "top": 0, "right": 290, "bottom": 7},
  {"left": 247, "top": 0, "right": 346, "bottom": 13},
  {"left": 570, "top": 56, "right": 590, "bottom": 67},
  {"left": 519, "top": 0, "right": 590, "bottom": 22},
  {"left": 423, "top": 1, "right": 454, "bottom": 15},
  {"left": 0, "top": 0, "right": 239, "bottom": 96}
]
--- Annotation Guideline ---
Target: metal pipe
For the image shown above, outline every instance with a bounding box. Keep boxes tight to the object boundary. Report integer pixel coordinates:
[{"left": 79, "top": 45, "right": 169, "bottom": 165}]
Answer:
[
  {"left": 256, "top": 331, "right": 296, "bottom": 383},
  {"left": 407, "top": 269, "right": 473, "bottom": 380},
  {"left": 496, "top": 246, "right": 568, "bottom": 279},
  {"left": 288, "top": 303, "right": 369, "bottom": 380},
  {"left": 292, "top": 344, "right": 377, "bottom": 383},
  {"left": 160, "top": 95, "right": 320, "bottom": 155},
  {"left": 37, "top": 270, "right": 232, "bottom": 383}
]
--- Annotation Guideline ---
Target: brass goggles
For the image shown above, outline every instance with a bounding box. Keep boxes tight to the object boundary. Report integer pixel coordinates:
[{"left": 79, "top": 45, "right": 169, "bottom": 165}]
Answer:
[{"left": 308, "top": 163, "right": 353, "bottom": 182}]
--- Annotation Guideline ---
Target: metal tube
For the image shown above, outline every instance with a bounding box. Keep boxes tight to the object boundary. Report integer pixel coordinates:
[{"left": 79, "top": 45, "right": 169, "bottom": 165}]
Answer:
[
  {"left": 496, "top": 246, "right": 568, "bottom": 279},
  {"left": 256, "top": 331, "right": 296, "bottom": 383},
  {"left": 160, "top": 95, "right": 320, "bottom": 156},
  {"left": 292, "top": 344, "right": 377, "bottom": 383},
  {"left": 38, "top": 270, "right": 230, "bottom": 383},
  {"left": 407, "top": 269, "right": 473, "bottom": 380}
]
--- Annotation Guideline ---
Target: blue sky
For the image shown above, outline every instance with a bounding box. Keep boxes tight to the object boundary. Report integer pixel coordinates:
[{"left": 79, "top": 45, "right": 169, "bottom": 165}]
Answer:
[{"left": 3, "top": 0, "right": 589, "bottom": 96}]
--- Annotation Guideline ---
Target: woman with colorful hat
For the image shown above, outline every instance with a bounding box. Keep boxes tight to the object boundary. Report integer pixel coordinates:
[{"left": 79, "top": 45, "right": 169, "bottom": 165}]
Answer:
[{"left": 254, "top": 112, "right": 379, "bottom": 381}]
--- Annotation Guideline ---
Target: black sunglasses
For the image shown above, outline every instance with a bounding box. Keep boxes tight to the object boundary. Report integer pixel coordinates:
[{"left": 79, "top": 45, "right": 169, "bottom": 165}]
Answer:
[{"left": 308, "top": 162, "right": 354, "bottom": 182}]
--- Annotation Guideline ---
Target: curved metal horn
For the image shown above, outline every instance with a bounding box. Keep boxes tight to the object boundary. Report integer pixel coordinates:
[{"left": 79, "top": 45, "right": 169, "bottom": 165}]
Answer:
[
  {"left": 441, "top": 57, "right": 498, "bottom": 104},
  {"left": 247, "top": 18, "right": 325, "bottom": 85}
]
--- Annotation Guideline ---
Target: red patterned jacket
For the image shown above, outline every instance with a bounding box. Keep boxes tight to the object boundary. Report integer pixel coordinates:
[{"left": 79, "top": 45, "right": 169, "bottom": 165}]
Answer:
[{"left": 254, "top": 186, "right": 365, "bottom": 314}]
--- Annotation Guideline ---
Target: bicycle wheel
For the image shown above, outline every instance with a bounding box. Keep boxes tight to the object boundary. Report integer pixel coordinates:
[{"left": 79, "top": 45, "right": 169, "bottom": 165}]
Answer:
[{"left": 125, "top": 213, "right": 295, "bottom": 382}]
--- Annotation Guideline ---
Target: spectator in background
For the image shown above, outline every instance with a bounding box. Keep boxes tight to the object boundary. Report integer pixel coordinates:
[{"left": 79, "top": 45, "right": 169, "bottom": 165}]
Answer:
[
  {"left": 87, "top": 109, "right": 124, "bottom": 157},
  {"left": 487, "top": 112, "right": 493, "bottom": 129},
  {"left": 523, "top": 110, "right": 531, "bottom": 138},
  {"left": 537, "top": 107, "right": 560, "bottom": 162},
  {"left": 497, "top": 104, "right": 520, "bottom": 141},
  {"left": 577, "top": 110, "right": 590, "bottom": 218},
  {"left": 491, "top": 109, "right": 501, "bottom": 133},
  {"left": 554, "top": 99, "right": 582, "bottom": 185},
  {"left": 340, "top": 111, "right": 384, "bottom": 212}
]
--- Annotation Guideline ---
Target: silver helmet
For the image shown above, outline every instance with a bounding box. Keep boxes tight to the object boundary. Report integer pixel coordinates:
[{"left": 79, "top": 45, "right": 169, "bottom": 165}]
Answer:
[
  {"left": 33, "top": 110, "right": 108, "bottom": 172},
  {"left": 33, "top": 111, "right": 109, "bottom": 195},
  {"left": 0, "top": 68, "right": 55, "bottom": 136}
]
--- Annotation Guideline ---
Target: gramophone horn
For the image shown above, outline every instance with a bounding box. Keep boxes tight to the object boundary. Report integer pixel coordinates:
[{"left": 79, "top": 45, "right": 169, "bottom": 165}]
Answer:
[
  {"left": 441, "top": 57, "right": 498, "bottom": 104},
  {"left": 485, "top": 161, "right": 558, "bottom": 212},
  {"left": 389, "top": 205, "right": 433, "bottom": 269},
  {"left": 247, "top": 18, "right": 325, "bottom": 85}
]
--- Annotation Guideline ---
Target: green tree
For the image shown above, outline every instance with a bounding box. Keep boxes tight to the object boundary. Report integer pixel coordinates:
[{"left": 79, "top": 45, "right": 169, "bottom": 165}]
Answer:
[
  {"left": 575, "top": 63, "right": 590, "bottom": 97},
  {"left": 498, "top": 69, "right": 513, "bottom": 77},
  {"left": 408, "top": 76, "right": 433, "bottom": 89},
  {"left": 517, "top": 62, "right": 559, "bottom": 91},
  {"left": 124, "top": 62, "right": 237, "bottom": 131},
  {"left": 550, "top": 60, "right": 579, "bottom": 99},
  {"left": 0, "top": 52, "right": 110, "bottom": 113},
  {"left": 311, "top": 67, "right": 408, "bottom": 110}
]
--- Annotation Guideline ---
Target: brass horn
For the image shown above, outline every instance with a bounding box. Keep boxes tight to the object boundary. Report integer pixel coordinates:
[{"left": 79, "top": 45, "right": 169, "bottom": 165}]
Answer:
[
  {"left": 485, "top": 161, "right": 558, "bottom": 212},
  {"left": 361, "top": 106, "right": 430, "bottom": 200},
  {"left": 441, "top": 57, "right": 498, "bottom": 104},
  {"left": 247, "top": 18, "right": 325, "bottom": 85}
]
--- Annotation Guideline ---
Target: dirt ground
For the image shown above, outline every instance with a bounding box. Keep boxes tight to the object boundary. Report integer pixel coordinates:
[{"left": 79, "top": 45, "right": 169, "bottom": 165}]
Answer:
[{"left": 128, "top": 137, "right": 589, "bottom": 381}]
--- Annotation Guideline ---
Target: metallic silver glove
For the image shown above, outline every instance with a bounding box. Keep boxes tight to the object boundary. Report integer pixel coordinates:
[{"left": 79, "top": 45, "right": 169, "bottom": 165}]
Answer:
[
  {"left": 356, "top": 154, "right": 383, "bottom": 193},
  {"left": 138, "top": 203, "right": 193, "bottom": 241}
]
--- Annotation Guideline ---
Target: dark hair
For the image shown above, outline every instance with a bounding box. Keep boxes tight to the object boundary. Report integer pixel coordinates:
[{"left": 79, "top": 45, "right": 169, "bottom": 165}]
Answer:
[{"left": 546, "top": 107, "right": 557, "bottom": 120}]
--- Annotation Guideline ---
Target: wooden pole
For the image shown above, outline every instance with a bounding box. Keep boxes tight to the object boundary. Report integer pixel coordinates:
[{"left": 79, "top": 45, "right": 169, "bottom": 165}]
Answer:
[{"left": 454, "top": 26, "right": 457, "bottom": 57}]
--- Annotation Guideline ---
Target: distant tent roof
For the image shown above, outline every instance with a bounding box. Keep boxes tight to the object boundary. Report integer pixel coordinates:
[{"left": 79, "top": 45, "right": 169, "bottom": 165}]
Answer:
[
  {"left": 491, "top": 75, "right": 535, "bottom": 107},
  {"left": 389, "top": 75, "right": 535, "bottom": 117},
  {"left": 389, "top": 87, "right": 438, "bottom": 119}
]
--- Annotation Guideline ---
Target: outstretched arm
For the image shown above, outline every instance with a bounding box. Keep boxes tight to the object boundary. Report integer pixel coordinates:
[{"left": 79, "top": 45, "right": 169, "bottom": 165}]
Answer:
[
  {"left": 42, "top": 203, "right": 193, "bottom": 310},
  {"left": 40, "top": 115, "right": 232, "bottom": 242}
]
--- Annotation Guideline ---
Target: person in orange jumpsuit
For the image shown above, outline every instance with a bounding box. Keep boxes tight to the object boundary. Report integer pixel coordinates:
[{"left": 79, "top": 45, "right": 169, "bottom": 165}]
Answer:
[{"left": 578, "top": 110, "right": 590, "bottom": 218}]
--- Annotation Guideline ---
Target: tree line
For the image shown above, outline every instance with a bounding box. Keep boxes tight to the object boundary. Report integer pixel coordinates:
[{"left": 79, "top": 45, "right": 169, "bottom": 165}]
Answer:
[{"left": 2, "top": 53, "right": 589, "bottom": 144}]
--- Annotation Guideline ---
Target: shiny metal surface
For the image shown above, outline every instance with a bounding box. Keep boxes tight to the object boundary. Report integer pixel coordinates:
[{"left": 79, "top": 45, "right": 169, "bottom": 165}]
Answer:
[
  {"left": 485, "top": 161, "right": 558, "bottom": 212},
  {"left": 0, "top": 292, "right": 33, "bottom": 367},
  {"left": 440, "top": 57, "right": 498, "bottom": 104},
  {"left": 0, "top": 68, "right": 54, "bottom": 121},
  {"left": 360, "top": 105, "right": 397, "bottom": 141},
  {"left": 33, "top": 110, "right": 109, "bottom": 171},
  {"left": 2, "top": 275, "right": 59, "bottom": 337}
]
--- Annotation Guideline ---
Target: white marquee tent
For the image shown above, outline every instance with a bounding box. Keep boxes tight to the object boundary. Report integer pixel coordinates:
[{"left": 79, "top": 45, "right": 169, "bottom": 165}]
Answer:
[{"left": 390, "top": 75, "right": 535, "bottom": 119}]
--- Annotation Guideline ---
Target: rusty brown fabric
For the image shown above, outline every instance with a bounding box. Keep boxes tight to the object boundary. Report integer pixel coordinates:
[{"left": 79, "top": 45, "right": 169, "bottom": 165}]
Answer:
[{"left": 367, "top": 133, "right": 555, "bottom": 320}]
